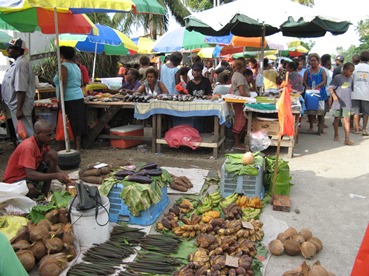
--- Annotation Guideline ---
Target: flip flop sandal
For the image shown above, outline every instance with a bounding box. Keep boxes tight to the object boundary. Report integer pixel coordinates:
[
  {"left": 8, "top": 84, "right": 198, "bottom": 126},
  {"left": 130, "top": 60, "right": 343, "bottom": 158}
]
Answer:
[
  {"left": 362, "top": 131, "right": 369, "bottom": 136},
  {"left": 344, "top": 140, "right": 354, "bottom": 145},
  {"left": 333, "top": 137, "right": 341, "bottom": 142}
]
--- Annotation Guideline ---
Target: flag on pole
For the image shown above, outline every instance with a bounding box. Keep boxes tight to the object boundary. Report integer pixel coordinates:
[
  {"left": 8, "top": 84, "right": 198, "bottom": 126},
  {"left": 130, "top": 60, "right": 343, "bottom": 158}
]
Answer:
[{"left": 276, "top": 74, "right": 294, "bottom": 136}]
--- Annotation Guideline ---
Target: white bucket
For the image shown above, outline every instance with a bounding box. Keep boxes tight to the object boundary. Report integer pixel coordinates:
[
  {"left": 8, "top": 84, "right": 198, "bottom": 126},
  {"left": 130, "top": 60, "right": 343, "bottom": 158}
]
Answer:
[{"left": 69, "top": 195, "right": 110, "bottom": 247}]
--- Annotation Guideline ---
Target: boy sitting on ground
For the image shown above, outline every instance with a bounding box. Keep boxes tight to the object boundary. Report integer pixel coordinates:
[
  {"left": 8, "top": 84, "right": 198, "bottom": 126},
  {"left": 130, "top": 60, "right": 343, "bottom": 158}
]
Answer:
[{"left": 329, "top": 62, "right": 355, "bottom": 145}]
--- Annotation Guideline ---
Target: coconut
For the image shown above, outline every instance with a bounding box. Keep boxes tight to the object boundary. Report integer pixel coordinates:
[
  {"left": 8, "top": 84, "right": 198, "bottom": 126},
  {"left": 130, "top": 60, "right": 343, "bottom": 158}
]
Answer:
[
  {"left": 301, "top": 241, "right": 317, "bottom": 259},
  {"left": 16, "top": 250, "right": 35, "bottom": 272},
  {"left": 284, "top": 227, "right": 298, "bottom": 239},
  {"left": 308, "top": 237, "right": 323, "bottom": 252},
  {"left": 63, "top": 244, "right": 77, "bottom": 261},
  {"left": 299, "top": 228, "right": 313, "bottom": 241},
  {"left": 10, "top": 226, "right": 29, "bottom": 244},
  {"left": 12, "top": 239, "right": 30, "bottom": 251},
  {"left": 29, "top": 240, "right": 47, "bottom": 260},
  {"left": 45, "top": 209, "right": 59, "bottom": 224},
  {"left": 38, "top": 219, "right": 52, "bottom": 230},
  {"left": 39, "top": 262, "right": 61, "bottom": 276},
  {"left": 28, "top": 224, "right": 50, "bottom": 242},
  {"left": 283, "top": 261, "right": 309, "bottom": 276},
  {"left": 58, "top": 208, "right": 69, "bottom": 224},
  {"left": 62, "top": 223, "right": 75, "bottom": 245},
  {"left": 45, "top": 238, "right": 64, "bottom": 254},
  {"left": 308, "top": 260, "right": 329, "bottom": 276},
  {"left": 292, "top": 234, "right": 306, "bottom": 244},
  {"left": 268, "top": 239, "right": 284, "bottom": 256},
  {"left": 276, "top": 232, "right": 289, "bottom": 243},
  {"left": 39, "top": 253, "right": 68, "bottom": 273},
  {"left": 284, "top": 239, "right": 301, "bottom": 256}
]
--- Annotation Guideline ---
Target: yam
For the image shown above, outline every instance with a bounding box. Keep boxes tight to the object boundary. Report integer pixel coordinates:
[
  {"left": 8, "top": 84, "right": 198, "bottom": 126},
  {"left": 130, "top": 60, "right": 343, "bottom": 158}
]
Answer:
[
  {"left": 80, "top": 176, "right": 104, "bottom": 184},
  {"left": 170, "top": 182, "right": 188, "bottom": 192},
  {"left": 100, "top": 166, "right": 111, "bottom": 174},
  {"left": 80, "top": 168, "right": 101, "bottom": 177}
]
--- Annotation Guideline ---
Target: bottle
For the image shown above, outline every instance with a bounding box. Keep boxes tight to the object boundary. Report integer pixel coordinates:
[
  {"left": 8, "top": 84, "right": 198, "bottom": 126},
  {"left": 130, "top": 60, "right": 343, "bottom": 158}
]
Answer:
[
  {"left": 255, "top": 72, "right": 264, "bottom": 94},
  {"left": 312, "top": 80, "right": 316, "bottom": 90}
]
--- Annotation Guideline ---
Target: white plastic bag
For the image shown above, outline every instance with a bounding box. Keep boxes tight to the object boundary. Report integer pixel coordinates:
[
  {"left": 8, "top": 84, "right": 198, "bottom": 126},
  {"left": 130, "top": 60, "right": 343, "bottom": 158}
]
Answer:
[
  {"left": 250, "top": 130, "right": 271, "bottom": 152},
  {"left": 0, "top": 181, "right": 36, "bottom": 214}
]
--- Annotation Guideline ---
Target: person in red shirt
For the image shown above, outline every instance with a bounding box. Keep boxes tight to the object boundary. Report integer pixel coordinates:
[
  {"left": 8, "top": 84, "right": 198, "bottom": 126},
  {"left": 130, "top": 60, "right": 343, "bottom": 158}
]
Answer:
[
  {"left": 3, "top": 119, "right": 70, "bottom": 198},
  {"left": 74, "top": 56, "right": 90, "bottom": 86}
]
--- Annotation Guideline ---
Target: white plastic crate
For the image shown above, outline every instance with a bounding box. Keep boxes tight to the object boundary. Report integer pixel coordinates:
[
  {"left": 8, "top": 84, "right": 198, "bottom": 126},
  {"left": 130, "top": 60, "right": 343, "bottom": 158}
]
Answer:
[{"left": 220, "top": 161, "right": 263, "bottom": 198}]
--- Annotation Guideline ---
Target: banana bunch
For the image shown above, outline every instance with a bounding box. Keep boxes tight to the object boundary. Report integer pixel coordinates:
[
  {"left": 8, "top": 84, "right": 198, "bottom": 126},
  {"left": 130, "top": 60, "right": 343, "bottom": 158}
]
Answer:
[
  {"left": 177, "top": 199, "right": 194, "bottom": 213},
  {"left": 195, "top": 196, "right": 213, "bottom": 214},
  {"left": 242, "top": 207, "right": 261, "bottom": 221},
  {"left": 209, "top": 191, "right": 222, "bottom": 207},
  {"left": 219, "top": 193, "right": 238, "bottom": 209},
  {"left": 172, "top": 223, "right": 213, "bottom": 238},
  {"left": 236, "top": 195, "right": 263, "bottom": 209}
]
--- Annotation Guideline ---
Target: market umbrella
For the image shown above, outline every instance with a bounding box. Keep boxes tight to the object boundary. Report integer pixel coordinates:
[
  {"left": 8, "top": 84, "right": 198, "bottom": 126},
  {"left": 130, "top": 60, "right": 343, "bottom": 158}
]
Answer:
[
  {"left": 0, "top": 0, "right": 166, "bottom": 152},
  {"left": 152, "top": 27, "right": 210, "bottom": 53},
  {"left": 60, "top": 24, "right": 138, "bottom": 81},
  {"left": 131, "top": 36, "right": 155, "bottom": 54}
]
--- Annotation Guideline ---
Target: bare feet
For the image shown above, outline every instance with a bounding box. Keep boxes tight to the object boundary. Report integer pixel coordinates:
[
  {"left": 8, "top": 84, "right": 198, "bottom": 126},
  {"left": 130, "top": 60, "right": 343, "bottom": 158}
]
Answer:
[
  {"left": 344, "top": 140, "right": 354, "bottom": 145},
  {"left": 333, "top": 136, "right": 341, "bottom": 142}
]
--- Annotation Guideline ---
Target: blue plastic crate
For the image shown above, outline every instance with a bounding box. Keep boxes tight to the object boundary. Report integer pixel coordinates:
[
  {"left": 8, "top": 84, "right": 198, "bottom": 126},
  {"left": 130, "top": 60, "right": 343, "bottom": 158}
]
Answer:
[
  {"left": 220, "top": 162, "right": 264, "bottom": 198},
  {"left": 108, "top": 184, "right": 169, "bottom": 225}
]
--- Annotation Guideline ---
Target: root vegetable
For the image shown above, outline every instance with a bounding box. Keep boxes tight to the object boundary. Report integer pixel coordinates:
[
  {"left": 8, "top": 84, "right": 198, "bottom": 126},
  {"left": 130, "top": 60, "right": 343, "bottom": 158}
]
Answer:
[
  {"left": 80, "top": 168, "right": 101, "bottom": 177},
  {"left": 80, "top": 176, "right": 104, "bottom": 184},
  {"left": 16, "top": 250, "right": 35, "bottom": 272}
]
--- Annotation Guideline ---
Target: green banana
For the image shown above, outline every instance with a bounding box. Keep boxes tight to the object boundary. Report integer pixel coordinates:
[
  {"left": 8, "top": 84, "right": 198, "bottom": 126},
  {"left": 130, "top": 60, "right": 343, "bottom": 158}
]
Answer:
[{"left": 242, "top": 208, "right": 261, "bottom": 221}]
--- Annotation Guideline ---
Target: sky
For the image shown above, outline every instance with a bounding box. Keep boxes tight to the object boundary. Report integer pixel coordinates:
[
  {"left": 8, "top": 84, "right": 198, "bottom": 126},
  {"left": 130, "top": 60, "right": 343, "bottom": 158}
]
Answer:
[{"left": 157, "top": 0, "right": 369, "bottom": 57}]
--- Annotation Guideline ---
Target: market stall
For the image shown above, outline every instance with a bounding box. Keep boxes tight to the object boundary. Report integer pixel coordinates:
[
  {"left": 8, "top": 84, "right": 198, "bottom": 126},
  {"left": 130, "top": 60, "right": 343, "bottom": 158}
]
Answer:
[{"left": 134, "top": 99, "right": 231, "bottom": 158}]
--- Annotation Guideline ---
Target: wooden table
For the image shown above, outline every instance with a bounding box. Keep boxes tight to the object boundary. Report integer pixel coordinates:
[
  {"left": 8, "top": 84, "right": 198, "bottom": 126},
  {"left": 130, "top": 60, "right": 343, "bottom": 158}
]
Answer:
[
  {"left": 135, "top": 99, "right": 230, "bottom": 158},
  {"left": 83, "top": 101, "right": 156, "bottom": 150},
  {"left": 244, "top": 103, "right": 301, "bottom": 158},
  {"left": 35, "top": 87, "right": 56, "bottom": 100}
]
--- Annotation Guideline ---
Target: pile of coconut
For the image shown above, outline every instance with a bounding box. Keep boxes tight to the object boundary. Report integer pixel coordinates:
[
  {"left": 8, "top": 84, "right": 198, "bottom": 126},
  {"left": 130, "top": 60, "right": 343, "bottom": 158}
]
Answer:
[
  {"left": 283, "top": 260, "right": 335, "bottom": 276},
  {"left": 11, "top": 208, "right": 77, "bottom": 276},
  {"left": 268, "top": 227, "right": 323, "bottom": 259}
]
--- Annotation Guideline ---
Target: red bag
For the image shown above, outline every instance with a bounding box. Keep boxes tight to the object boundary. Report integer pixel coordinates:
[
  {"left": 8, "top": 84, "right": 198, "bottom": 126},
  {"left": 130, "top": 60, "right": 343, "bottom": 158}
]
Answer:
[
  {"left": 55, "top": 110, "right": 74, "bottom": 141},
  {"left": 17, "top": 120, "right": 28, "bottom": 140},
  {"left": 352, "top": 224, "right": 369, "bottom": 275},
  {"left": 164, "top": 125, "right": 202, "bottom": 150}
]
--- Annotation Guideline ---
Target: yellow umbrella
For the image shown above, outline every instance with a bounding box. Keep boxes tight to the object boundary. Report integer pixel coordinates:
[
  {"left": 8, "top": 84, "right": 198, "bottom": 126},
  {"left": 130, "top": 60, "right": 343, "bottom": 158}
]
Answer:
[
  {"left": 197, "top": 47, "right": 215, "bottom": 59},
  {"left": 132, "top": 37, "right": 155, "bottom": 54}
]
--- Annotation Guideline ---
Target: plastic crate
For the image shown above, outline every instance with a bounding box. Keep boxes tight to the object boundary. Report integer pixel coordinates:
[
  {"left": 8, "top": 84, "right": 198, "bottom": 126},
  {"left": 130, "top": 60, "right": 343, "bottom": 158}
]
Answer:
[
  {"left": 108, "top": 184, "right": 169, "bottom": 225},
  {"left": 220, "top": 162, "right": 264, "bottom": 198}
]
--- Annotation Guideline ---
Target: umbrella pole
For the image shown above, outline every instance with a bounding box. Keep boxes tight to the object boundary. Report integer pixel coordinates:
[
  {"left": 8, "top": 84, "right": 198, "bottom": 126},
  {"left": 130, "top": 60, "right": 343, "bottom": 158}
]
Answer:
[
  {"left": 54, "top": 7, "right": 71, "bottom": 152},
  {"left": 258, "top": 25, "right": 266, "bottom": 95},
  {"left": 91, "top": 42, "right": 98, "bottom": 82}
]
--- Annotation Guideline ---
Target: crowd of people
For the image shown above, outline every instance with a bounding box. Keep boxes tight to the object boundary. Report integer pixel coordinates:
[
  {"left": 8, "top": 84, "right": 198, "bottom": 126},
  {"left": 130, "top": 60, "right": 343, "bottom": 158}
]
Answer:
[{"left": 1, "top": 35, "right": 369, "bottom": 199}]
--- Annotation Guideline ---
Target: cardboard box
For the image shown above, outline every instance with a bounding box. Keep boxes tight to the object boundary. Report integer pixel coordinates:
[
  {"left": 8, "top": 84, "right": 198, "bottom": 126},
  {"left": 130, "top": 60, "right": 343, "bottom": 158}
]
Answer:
[
  {"left": 251, "top": 117, "right": 279, "bottom": 135},
  {"left": 110, "top": 125, "right": 144, "bottom": 149}
]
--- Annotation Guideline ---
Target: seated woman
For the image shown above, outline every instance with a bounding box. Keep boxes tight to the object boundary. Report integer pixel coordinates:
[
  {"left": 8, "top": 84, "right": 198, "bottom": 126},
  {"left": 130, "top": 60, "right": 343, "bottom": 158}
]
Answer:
[
  {"left": 108, "top": 68, "right": 141, "bottom": 94},
  {"left": 213, "top": 71, "right": 231, "bottom": 96},
  {"left": 136, "top": 67, "right": 168, "bottom": 96},
  {"left": 280, "top": 61, "right": 304, "bottom": 93},
  {"left": 186, "top": 62, "right": 212, "bottom": 96}
]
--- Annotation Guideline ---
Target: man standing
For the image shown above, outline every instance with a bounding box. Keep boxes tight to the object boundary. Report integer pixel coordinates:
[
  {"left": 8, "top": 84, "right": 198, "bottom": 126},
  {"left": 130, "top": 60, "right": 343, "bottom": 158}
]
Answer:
[
  {"left": 3, "top": 120, "right": 70, "bottom": 198},
  {"left": 352, "top": 51, "right": 369, "bottom": 135},
  {"left": 1, "top": 38, "right": 35, "bottom": 141},
  {"left": 332, "top": 54, "right": 345, "bottom": 78}
]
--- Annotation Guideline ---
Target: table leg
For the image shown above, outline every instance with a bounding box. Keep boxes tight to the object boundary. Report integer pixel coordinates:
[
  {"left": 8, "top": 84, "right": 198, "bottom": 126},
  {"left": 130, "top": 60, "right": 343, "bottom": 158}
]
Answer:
[
  {"left": 213, "top": 116, "right": 219, "bottom": 158},
  {"left": 156, "top": 114, "right": 162, "bottom": 154},
  {"left": 245, "top": 112, "right": 253, "bottom": 151},
  {"left": 220, "top": 123, "right": 225, "bottom": 153},
  {"left": 294, "top": 114, "right": 299, "bottom": 144},
  {"left": 151, "top": 115, "right": 157, "bottom": 153},
  {"left": 83, "top": 106, "right": 120, "bottom": 148}
]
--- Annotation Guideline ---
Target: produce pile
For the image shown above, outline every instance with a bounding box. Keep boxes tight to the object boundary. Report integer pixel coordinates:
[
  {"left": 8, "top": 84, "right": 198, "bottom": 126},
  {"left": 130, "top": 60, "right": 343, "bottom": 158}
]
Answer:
[
  {"left": 282, "top": 260, "right": 335, "bottom": 276},
  {"left": 264, "top": 155, "right": 293, "bottom": 195},
  {"left": 268, "top": 227, "right": 323, "bottom": 259},
  {"left": 11, "top": 208, "right": 76, "bottom": 275},
  {"left": 78, "top": 164, "right": 112, "bottom": 184}
]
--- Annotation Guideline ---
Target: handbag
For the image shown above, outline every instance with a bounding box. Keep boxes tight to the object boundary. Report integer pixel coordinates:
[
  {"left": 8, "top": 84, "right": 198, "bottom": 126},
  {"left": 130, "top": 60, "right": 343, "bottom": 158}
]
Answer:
[
  {"left": 68, "top": 181, "right": 109, "bottom": 226},
  {"left": 55, "top": 110, "right": 74, "bottom": 141}
]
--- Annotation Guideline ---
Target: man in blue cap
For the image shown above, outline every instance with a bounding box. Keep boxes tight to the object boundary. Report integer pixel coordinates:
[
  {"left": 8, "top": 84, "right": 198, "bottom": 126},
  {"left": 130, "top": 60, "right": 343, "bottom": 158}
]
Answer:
[{"left": 1, "top": 38, "right": 35, "bottom": 141}]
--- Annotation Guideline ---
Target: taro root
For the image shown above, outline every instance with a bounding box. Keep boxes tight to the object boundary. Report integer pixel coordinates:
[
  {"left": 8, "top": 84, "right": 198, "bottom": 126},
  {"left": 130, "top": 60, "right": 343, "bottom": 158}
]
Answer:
[
  {"left": 38, "top": 219, "right": 52, "bottom": 230},
  {"left": 308, "top": 260, "right": 329, "bottom": 276},
  {"left": 301, "top": 241, "right": 317, "bottom": 259},
  {"left": 39, "top": 262, "right": 60, "bottom": 276},
  {"left": 58, "top": 208, "right": 69, "bottom": 224},
  {"left": 308, "top": 237, "right": 323, "bottom": 253},
  {"left": 45, "top": 209, "right": 59, "bottom": 224},
  {"left": 299, "top": 228, "right": 313, "bottom": 241},
  {"left": 292, "top": 234, "right": 306, "bottom": 245},
  {"left": 284, "top": 239, "right": 301, "bottom": 256},
  {"left": 284, "top": 227, "right": 298, "bottom": 239},
  {"left": 16, "top": 250, "right": 35, "bottom": 272},
  {"left": 45, "top": 237, "right": 64, "bottom": 254},
  {"left": 268, "top": 239, "right": 284, "bottom": 256},
  {"left": 12, "top": 239, "right": 30, "bottom": 251},
  {"left": 29, "top": 240, "right": 47, "bottom": 260},
  {"left": 28, "top": 224, "right": 50, "bottom": 242}
]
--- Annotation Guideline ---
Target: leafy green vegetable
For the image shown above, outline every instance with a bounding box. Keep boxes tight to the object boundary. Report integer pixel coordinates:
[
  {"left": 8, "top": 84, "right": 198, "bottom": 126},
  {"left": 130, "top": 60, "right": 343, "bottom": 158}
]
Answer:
[
  {"left": 264, "top": 156, "right": 293, "bottom": 195},
  {"left": 224, "top": 152, "right": 264, "bottom": 176},
  {"left": 28, "top": 205, "right": 56, "bottom": 223},
  {"left": 50, "top": 191, "right": 73, "bottom": 208},
  {"left": 100, "top": 176, "right": 120, "bottom": 196}
]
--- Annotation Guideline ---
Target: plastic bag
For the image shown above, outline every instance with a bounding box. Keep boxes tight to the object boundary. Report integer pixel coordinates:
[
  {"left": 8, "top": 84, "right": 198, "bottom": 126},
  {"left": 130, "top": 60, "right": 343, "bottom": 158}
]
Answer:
[
  {"left": 16, "top": 120, "right": 27, "bottom": 140},
  {"left": 0, "top": 181, "right": 36, "bottom": 215},
  {"left": 250, "top": 130, "right": 271, "bottom": 152},
  {"left": 56, "top": 110, "right": 74, "bottom": 141},
  {"left": 164, "top": 125, "right": 202, "bottom": 150}
]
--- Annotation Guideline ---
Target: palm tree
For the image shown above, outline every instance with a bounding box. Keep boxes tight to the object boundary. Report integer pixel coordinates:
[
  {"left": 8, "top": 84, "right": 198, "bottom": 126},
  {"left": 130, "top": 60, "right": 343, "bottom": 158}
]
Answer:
[{"left": 293, "top": 0, "right": 314, "bottom": 7}]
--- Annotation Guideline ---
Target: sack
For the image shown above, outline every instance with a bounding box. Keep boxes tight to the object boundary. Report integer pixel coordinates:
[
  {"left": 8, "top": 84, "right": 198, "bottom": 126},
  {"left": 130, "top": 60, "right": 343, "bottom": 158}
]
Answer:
[
  {"left": 55, "top": 110, "right": 74, "bottom": 141},
  {"left": 75, "top": 181, "right": 101, "bottom": 211},
  {"left": 164, "top": 125, "right": 202, "bottom": 150},
  {"left": 17, "top": 120, "right": 28, "bottom": 140}
]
